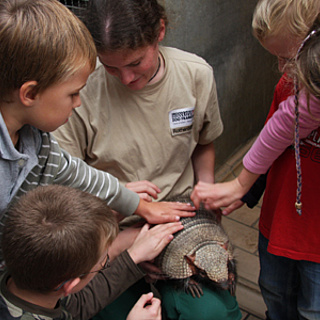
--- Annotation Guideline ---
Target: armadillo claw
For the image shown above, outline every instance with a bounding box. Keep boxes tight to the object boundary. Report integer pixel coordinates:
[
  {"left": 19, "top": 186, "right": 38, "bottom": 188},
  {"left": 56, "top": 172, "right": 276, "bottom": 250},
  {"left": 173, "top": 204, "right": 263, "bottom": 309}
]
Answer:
[{"left": 185, "top": 280, "right": 203, "bottom": 298}]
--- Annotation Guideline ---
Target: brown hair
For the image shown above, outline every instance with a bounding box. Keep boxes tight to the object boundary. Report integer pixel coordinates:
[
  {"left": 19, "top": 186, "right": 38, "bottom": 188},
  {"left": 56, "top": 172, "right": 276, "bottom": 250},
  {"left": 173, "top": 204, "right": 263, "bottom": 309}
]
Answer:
[
  {"left": 0, "top": 0, "right": 97, "bottom": 103},
  {"left": 2, "top": 185, "right": 118, "bottom": 292},
  {"left": 84, "top": 0, "right": 168, "bottom": 52}
]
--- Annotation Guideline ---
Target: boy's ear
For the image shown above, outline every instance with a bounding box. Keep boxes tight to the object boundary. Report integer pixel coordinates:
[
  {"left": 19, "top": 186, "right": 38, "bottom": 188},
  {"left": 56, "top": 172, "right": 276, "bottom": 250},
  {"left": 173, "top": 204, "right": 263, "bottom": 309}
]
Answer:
[
  {"left": 61, "top": 278, "right": 81, "bottom": 297},
  {"left": 158, "top": 19, "right": 166, "bottom": 42},
  {"left": 19, "top": 81, "right": 39, "bottom": 106}
]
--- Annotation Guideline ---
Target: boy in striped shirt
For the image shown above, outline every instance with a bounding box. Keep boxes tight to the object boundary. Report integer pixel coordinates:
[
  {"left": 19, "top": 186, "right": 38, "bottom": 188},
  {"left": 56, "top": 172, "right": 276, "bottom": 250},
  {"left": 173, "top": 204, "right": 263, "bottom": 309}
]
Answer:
[{"left": 0, "top": 0, "right": 194, "bottom": 264}]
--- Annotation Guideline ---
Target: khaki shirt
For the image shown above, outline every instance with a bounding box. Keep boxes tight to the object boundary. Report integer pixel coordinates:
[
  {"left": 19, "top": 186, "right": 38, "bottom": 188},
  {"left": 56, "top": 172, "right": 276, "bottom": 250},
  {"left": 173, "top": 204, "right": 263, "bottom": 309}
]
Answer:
[{"left": 54, "top": 46, "right": 223, "bottom": 201}]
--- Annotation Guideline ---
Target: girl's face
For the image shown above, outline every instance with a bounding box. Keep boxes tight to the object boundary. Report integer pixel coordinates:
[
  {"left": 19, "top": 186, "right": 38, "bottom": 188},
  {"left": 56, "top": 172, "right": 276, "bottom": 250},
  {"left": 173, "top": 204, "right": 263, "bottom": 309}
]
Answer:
[
  {"left": 98, "top": 44, "right": 161, "bottom": 90},
  {"left": 261, "top": 35, "right": 302, "bottom": 73}
]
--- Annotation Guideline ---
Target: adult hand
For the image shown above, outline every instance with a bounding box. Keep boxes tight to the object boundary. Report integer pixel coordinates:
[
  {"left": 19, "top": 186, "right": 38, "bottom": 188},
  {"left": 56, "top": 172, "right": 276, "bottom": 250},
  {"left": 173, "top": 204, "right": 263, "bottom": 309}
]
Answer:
[
  {"left": 126, "top": 180, "right": 161, "bottom": 202},
  {"left": 128, "top": 222, "right": 183, "bottom": 264},
  {"left": 136, "top": 200, "right": 196, "bottom": 224},
  {"left": 127, "top": 293, "right": 161, "bottom": 320}
]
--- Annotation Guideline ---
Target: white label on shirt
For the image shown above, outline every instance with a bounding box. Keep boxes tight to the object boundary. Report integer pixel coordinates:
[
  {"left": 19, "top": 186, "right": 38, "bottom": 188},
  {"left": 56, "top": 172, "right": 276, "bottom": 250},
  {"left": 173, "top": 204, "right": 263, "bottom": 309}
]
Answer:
[{"left": 169, "top": 107, "right": 194, "bottom": 136}]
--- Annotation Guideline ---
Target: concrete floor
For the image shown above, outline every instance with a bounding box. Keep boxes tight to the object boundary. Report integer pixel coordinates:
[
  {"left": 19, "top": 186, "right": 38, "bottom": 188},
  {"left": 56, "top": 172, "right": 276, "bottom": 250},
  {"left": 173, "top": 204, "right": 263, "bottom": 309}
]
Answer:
[{"left": 215, "top": 137, "right": 267, "bottom": 319}]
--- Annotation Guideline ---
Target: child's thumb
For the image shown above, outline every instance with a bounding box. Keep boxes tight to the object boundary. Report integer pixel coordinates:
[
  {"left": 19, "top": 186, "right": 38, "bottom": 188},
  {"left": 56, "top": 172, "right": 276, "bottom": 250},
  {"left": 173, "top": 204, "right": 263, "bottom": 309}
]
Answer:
[{"left": 136, "top": 292, "right": 154, "bottom": 307}]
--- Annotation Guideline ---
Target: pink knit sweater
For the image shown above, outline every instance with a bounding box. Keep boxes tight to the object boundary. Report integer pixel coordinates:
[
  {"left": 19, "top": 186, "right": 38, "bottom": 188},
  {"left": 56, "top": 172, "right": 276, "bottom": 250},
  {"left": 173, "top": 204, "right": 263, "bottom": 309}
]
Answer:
[{"left": 243, "top": 90, "right": 320, "bottom": 174}]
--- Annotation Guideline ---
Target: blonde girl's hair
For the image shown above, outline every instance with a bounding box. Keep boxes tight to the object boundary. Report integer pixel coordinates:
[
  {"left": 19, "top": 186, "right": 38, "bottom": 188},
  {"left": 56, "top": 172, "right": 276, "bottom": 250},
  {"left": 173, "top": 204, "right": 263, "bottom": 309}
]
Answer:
[
  {"left": 252, "top": 0, "right": 320, "bottom": 42},
  {"left": 0, "top": 0, "right": 97, "bottom": 103}
]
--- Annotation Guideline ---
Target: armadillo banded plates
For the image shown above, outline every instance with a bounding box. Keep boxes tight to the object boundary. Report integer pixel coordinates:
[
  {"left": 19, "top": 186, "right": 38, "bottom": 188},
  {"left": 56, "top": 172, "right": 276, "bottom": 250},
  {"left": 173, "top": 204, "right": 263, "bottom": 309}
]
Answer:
[{"left": 155, "top": 206, "right": 233, "bottom": 284}]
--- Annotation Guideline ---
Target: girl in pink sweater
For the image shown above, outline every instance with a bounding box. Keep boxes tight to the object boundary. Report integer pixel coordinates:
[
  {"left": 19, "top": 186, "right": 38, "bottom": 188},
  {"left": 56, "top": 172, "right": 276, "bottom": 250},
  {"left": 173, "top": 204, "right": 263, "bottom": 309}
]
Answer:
[
  {"left": 191, "top": 15, "right": 320, "bottom": 216},
  {"left": 192, "top": 1, "right": 320, "bottom": 318}
]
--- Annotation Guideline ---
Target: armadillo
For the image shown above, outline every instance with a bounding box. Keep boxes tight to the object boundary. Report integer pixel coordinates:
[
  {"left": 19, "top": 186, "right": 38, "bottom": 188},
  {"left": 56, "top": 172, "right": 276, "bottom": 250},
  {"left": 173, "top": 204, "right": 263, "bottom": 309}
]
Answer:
[{"left": 154, "top": 198, "right": 236, "bottom": 298}]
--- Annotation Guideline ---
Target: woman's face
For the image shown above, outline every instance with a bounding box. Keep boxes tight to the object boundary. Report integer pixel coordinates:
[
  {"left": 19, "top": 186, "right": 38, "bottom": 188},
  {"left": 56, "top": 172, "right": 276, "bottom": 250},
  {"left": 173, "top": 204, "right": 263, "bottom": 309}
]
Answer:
[
  {"left": 98, "top": 43, "right": 161, "bottom": 90},
  {"left": 98, "top": 19, "right": 166, "bottom": 91}
]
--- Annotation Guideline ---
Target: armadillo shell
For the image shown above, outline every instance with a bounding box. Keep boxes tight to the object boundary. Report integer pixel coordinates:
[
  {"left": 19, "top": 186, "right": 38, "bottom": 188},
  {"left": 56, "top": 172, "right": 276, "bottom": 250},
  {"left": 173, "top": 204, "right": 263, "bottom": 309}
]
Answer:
[{"left": 155, "top": 208, "right": 232, "bottom": 283}]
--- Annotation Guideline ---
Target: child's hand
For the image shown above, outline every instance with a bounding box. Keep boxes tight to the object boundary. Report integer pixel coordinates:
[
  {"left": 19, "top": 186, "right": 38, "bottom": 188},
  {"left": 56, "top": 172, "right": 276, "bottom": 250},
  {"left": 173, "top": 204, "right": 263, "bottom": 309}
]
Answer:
[
  {"left": 135, "top": 200, "right": 195, "bottom": 224},
  {"left": 221, "top": 199, "right": 245, "bottom": 216},
  {"left": 191, "top": 168, "right": 260, "bottom": 210},
  {"left": 191, "top": 179, "right": 245, "bottom": 210},
  {"left": 127, "top": 292, "right": 161, "bottom": 320},
  {"left": 126, "top": 180, "right": 161, "bottom": 202},
  {"left": 128, "top": 222, "right": 183, "bottom": 264}
]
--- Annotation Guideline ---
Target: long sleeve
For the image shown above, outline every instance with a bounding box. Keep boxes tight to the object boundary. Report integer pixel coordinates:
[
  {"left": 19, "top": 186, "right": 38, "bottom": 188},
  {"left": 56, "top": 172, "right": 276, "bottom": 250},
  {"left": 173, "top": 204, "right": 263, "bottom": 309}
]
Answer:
[
  {"left": 55, "top": 148, "right": 140, "bottom": 215},
  {"left": 0, "top": 133, "right": 140, "bottom": 267},
  {"left": 15, "top": 133, "right": 140, "bottom": 216},
  {"left": 243, "top": 91, "right": 320, "bottom": 174},
  {"left": 64, "top": 250, "right": 145, "bottom": 320}
]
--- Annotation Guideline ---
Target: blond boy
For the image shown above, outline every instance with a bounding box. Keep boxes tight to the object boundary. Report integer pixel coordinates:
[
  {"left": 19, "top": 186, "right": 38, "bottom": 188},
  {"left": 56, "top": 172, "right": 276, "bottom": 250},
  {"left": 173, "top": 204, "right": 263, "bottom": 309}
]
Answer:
[{"left": 0, "top": 0, "right": 194, "bottom": 264}]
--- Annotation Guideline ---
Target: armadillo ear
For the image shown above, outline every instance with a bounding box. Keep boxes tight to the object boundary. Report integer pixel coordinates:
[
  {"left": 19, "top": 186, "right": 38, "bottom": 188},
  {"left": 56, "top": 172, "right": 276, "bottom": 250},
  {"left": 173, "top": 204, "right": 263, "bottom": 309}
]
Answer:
[
  {"left": 193, "top": 244, "right": 229, "bottom": 283},
  {"left": 184, "top": 253, "right": 196, "bottom": 266},
  {"left": 184, "top": 253, "right": 198, "bottom": 275}
]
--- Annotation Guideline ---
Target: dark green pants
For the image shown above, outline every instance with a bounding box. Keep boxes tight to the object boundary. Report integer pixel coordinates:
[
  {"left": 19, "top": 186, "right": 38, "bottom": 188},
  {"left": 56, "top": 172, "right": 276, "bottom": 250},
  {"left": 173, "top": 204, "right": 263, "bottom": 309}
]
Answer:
[{"left": 92, "top": 279, "right": 241, "bottom": 320}]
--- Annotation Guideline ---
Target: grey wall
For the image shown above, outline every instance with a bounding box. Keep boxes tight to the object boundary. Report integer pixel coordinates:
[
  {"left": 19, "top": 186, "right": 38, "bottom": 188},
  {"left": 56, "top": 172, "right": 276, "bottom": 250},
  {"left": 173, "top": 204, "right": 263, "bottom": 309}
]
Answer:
[{"left": 161, "top": 0, "right": 280, "bottom": 169}]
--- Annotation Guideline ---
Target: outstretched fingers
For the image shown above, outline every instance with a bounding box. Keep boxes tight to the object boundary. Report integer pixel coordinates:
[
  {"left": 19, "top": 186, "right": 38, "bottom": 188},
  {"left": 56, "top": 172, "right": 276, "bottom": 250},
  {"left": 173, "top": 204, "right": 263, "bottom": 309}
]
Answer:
[
  {"left": 138, "top": 200, "right": 196, "bottom": 224},
  {"left": 128, "top": 222, "right": 183, "bottom": 264},
  {"left": 154, "top": 201, "right": 196, "bottom": 223}
]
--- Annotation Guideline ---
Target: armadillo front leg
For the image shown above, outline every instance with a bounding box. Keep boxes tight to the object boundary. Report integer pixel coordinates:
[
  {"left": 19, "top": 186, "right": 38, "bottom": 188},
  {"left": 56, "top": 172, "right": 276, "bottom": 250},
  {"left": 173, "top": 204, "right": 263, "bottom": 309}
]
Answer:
[{"left": 185, "top": 278, "right": 203, "bottom": 298}]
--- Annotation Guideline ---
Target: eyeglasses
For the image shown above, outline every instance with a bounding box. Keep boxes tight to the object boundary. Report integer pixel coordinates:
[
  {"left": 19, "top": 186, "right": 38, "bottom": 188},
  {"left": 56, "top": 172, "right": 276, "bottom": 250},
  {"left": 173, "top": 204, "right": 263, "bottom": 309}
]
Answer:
[
  {"left": 54, "top": 252, "right": 110, "bottom": 291},
  {"left": 79, "top": 253, "right": 110, "bottom": 278}
]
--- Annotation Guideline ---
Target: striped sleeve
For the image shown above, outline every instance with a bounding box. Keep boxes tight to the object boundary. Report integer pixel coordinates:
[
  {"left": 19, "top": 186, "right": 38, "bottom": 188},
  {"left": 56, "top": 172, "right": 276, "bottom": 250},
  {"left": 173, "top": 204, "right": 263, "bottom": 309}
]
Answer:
[
  {"left": 0, "top": 132, "right": 139, "bottom": 268},
  {"left": 55, "top": 147, "right": 140, "bottom": 215},
  {"left": 16, "top": 133, "right": 139, "bottom": 216}
]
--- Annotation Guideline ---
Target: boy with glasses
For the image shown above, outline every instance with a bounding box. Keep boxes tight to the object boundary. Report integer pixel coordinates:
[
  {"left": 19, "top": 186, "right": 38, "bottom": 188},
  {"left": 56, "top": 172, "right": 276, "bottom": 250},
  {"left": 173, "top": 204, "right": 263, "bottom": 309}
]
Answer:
[{"left": 0, "top": 185, "right": 182, "bottom": 319}]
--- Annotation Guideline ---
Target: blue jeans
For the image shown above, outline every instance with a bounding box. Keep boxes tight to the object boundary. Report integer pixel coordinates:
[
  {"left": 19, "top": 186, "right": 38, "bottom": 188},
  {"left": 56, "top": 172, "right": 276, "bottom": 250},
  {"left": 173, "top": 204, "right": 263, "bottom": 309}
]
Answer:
[{"left": 259, "top": 232, "right": 320, "bottom": 320}]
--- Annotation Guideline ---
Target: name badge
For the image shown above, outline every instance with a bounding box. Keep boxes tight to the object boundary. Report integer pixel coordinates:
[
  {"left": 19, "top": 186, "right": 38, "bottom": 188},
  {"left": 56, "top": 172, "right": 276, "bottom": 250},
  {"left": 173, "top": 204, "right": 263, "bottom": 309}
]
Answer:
[{"left": 169, "top": 107, "right": 194, "bottom": 136}]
